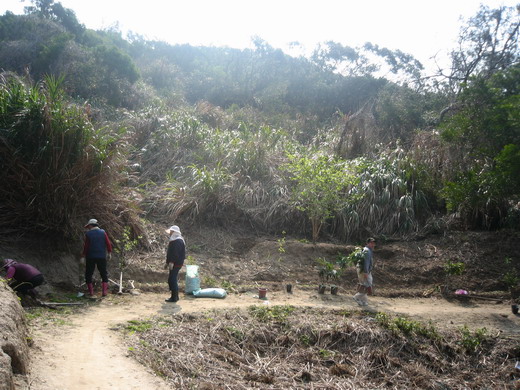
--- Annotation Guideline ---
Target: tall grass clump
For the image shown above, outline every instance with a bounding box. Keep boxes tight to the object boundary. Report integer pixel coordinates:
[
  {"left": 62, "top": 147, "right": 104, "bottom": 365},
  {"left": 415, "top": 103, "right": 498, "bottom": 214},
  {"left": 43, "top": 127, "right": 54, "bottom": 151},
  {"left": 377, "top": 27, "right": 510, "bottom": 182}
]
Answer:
[
  {"left": 0, "top": 74, "right": 140, "bottom": 240},
  {"left": 136, "top": 107, "right": 432, "bottom": 240},
  {"left": 336, "top": 145, "right": 429, "bottom": 240},
  {"left": 139, "top": 110, "right": 300, "bottom": 231}
]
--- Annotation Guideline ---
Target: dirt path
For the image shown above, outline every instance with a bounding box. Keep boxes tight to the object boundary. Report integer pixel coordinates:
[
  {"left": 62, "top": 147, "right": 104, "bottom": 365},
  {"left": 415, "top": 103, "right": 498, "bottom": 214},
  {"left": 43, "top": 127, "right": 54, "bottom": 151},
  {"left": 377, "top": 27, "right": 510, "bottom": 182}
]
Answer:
[{"left": 26, "top": 289, "right": 519, "bottom": 390}]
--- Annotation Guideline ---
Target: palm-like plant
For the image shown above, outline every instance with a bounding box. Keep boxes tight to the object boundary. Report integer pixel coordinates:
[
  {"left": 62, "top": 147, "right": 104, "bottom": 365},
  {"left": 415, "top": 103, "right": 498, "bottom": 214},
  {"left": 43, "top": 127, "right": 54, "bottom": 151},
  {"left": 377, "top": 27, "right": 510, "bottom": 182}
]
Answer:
[{"left": 337, "top": 146, "right": 428, "bottom": 239}]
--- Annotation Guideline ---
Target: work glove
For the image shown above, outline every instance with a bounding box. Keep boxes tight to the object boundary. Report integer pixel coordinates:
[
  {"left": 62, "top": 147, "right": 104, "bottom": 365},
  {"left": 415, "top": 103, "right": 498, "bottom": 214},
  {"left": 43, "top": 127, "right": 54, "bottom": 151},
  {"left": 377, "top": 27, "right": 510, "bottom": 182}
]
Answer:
[
  {"left": 79, "top": 257, "right": 85, "bottom": 265},
  {"left": 107, "top": 252, "right": 112, "bottom": 261}
]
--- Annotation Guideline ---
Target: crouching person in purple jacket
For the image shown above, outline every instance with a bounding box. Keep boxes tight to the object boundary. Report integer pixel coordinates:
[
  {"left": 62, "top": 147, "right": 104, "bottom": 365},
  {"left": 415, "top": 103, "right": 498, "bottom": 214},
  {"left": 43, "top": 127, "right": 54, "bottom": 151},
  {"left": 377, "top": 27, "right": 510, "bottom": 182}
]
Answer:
[{"left": 2, "top": 258, "right": 44, "bottom": 297}]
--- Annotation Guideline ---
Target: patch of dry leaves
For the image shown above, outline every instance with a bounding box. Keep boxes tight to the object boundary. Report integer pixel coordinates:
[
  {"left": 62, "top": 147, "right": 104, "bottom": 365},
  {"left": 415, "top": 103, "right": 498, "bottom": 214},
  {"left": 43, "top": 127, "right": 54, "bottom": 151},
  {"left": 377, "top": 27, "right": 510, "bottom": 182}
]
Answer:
[{"left": 120, "top": 306, "right": 520, "bottom": 389}]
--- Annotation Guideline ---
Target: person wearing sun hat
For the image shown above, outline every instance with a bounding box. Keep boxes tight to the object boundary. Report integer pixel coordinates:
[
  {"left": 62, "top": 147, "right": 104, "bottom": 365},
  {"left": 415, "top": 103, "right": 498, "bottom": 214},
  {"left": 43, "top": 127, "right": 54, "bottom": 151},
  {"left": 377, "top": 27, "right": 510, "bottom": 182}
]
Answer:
[
  {"left": 1, "top": 258, "right": 44, "bottom": 297},
  {"left": 80, "top": 218, "right": 113, "bottom": 297},
  {"left": 353, "top": 237, "right": 376, "bottom": 306},
  {"left": 164, "top": 225, "right": 186, "bottom": 303}
]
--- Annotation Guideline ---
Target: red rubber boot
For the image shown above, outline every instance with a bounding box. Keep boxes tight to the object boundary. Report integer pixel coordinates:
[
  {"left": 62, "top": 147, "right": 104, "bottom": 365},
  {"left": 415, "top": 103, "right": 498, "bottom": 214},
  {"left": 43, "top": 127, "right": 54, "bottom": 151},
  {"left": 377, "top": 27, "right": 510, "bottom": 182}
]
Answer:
[
  {"left": 102, "top": 282, "right": 108, "bottom": 297},
  {"left": 87, "top": 283, "right": 94, "bottom": 296}
]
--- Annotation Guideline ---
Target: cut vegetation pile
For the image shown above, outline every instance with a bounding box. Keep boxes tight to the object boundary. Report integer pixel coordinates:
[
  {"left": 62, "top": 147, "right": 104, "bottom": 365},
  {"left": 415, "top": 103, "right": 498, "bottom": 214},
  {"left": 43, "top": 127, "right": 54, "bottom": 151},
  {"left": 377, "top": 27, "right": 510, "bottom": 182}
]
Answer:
[{"left": 121, "top": 306, "right": 519, "bottom": 389}]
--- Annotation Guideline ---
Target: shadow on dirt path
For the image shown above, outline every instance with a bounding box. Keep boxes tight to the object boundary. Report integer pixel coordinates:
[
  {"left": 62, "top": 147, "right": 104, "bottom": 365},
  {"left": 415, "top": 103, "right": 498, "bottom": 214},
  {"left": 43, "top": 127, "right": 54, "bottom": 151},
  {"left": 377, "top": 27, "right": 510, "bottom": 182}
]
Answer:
[{"left": 27, "top": 289, "right": 519, "bottom": 389}]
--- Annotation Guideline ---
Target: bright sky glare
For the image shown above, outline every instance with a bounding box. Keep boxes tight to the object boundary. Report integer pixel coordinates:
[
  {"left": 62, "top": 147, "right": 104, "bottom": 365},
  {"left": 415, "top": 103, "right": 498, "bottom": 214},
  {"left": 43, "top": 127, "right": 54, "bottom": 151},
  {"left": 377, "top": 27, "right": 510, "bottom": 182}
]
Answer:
[{"left": 1, "top": 0, "right": 518, "bottom": 71}]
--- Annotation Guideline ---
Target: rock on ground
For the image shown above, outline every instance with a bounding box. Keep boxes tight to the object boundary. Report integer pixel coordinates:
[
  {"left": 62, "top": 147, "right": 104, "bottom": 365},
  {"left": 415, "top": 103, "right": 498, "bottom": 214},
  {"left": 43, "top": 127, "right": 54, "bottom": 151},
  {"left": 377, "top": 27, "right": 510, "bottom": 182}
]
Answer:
[{"left": 0, "top": 283, "right": 29, "bottom": 390}]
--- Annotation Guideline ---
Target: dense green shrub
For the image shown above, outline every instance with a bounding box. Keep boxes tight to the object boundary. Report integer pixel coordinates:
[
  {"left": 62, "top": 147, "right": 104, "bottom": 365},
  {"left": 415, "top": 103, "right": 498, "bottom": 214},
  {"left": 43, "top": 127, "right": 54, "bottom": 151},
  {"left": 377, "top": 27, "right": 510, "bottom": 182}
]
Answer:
[
  {"left": 440, "top": 66, "right": 520, "bottom": 228},
  {"left": 284, "top": 152, "right": 359, "bottom": 241},
  {"left": 0, "top": 74, "right": 138, "bottom": 240}
]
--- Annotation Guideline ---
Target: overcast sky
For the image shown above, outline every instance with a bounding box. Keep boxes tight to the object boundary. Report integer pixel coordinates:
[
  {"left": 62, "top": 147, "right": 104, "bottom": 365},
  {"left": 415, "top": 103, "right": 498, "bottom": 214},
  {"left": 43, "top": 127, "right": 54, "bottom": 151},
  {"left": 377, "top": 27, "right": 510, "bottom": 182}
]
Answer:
[{"left": 1, "top": 0, "right": 518, "bottom": 70}]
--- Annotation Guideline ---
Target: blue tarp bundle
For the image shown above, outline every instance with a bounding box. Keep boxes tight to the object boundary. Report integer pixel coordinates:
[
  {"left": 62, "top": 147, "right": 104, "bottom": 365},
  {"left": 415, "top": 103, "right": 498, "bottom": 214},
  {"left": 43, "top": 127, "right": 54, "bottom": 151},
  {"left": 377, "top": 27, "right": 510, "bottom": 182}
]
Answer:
[{"left": 192, "top": 288, "right": 227, "bottom": 299}]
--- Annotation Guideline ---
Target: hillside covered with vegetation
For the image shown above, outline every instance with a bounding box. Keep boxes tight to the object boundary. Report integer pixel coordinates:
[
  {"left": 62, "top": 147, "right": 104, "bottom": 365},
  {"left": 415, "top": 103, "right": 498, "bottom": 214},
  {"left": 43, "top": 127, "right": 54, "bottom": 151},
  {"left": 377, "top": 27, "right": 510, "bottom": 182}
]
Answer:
[{"left": 0, "top": 0, "right": 519, "bottom": 249}]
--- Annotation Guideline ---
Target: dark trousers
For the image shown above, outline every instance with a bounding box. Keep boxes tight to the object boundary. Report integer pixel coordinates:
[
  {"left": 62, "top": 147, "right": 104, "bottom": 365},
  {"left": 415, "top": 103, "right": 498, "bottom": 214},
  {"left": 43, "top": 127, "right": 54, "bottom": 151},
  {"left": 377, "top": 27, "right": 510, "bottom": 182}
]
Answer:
[
  {"left": 85, "top": 257, "right": 108, "bottom": 283},
  {"left": 168, "top": 267, "right": 181, "bottom": 293},
  {"left": 10, "top": 274, "right": 44, "bottom": 294}
]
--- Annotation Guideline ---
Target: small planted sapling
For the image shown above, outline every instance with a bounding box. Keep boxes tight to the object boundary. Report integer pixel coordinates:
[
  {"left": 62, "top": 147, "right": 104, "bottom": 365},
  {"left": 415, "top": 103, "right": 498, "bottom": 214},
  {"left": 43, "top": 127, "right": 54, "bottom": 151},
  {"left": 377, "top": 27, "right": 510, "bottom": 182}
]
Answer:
[
  {"left": 316, "top": 257, "right": 341, "bottom": 294},
  {"left": 443, "top": 260, "right": 465, "bottom": 296},
  {"left": 337, "top": 247, "right": 365, "bottom": 270},
  {"left": 503, "top": 257, "right": 519, "bottom": 313}
]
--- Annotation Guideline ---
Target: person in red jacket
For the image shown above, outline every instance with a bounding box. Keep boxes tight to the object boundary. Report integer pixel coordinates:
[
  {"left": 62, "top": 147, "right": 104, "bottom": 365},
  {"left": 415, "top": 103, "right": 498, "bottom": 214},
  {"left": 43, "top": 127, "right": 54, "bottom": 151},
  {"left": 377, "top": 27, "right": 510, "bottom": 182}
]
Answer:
[
  {"left": 80, "top": 218, "right": 112, "bottom": 297},
  {"left": 2, "top": 259, "right": 44, "bottom": 297}
]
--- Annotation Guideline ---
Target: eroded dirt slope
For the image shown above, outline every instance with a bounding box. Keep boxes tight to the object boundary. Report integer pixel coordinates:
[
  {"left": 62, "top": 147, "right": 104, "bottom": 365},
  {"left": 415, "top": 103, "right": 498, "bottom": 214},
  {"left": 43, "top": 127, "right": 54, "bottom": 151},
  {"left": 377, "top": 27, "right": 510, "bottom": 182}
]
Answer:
[{"left": 124, "top": 228, "right": 520, "bottom": 299}]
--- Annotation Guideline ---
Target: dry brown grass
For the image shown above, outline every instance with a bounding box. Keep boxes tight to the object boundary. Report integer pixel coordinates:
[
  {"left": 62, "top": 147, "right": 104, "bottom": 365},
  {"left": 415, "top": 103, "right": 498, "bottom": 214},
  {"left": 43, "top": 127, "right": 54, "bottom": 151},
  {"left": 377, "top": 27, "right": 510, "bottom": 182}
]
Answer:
[{"left": 120, "top": 307, "right": 519, "bottom": 389}]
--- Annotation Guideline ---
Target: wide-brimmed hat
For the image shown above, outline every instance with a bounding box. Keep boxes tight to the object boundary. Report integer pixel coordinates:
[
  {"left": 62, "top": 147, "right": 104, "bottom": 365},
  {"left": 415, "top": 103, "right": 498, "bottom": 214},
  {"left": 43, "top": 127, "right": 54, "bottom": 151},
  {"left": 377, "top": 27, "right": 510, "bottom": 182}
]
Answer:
[
  {"left": 2, "top": 259, "right": 16, "bottom": 269},
  {"left": 165, "top": 225, "right": 181, "bottom": 234},
  {"left": 84, "top": 218, "right": 99, "bottom": 228}
]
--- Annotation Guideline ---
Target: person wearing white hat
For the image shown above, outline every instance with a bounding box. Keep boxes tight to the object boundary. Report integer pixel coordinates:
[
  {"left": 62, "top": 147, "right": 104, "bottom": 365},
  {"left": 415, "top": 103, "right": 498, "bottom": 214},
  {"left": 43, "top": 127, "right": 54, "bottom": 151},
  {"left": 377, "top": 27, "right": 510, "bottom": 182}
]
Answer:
[
  {"left": 80, "top": 218, "right": 113, "bottom": 297},
  {"left": 164, "top": 225, "right": 185, "bottom": 302}
]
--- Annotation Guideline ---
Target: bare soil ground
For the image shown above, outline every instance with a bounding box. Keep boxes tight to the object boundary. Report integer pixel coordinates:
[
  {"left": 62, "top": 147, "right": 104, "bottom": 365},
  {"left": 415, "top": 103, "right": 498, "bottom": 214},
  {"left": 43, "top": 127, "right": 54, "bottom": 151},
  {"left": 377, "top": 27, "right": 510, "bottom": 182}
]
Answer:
[
  {"left": 10, "top": 228, "right": 520, "bottom": 389},
  {"left": 23, "top": 287, "right": 519, "bottom": 389},
  {"left": 123, "top": 227, "right": 520, "bottom": 298}
]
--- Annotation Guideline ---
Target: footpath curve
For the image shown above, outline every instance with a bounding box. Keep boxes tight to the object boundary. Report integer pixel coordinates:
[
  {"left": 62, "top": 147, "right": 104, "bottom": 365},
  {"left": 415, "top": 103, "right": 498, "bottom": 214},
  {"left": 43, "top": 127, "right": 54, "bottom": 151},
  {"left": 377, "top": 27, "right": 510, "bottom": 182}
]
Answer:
[{"left": 27, "top": 290, "right": 519, "bottom": 389}]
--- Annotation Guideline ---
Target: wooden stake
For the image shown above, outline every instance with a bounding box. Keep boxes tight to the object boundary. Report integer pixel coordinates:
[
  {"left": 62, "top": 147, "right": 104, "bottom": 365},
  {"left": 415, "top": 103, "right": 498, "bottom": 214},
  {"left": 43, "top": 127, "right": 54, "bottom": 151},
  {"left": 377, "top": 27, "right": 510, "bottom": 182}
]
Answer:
[{"left": 118, "top": 271, "right": 123, "bottom": 294}]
